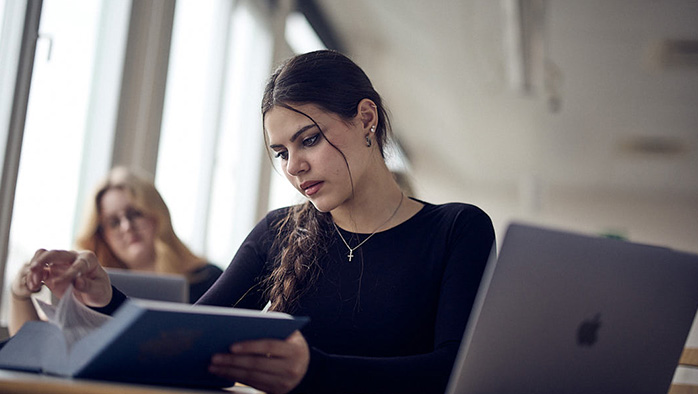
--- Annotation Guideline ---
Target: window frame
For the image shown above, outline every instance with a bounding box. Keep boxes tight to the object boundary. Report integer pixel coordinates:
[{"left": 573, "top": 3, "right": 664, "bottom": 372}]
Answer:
[{"left": 0, "top": 0, "right": 42, "bottom": 312}]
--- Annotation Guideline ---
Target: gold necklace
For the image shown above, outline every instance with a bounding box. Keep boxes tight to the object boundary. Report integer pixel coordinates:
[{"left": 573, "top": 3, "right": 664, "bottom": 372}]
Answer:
[{"left": 333, "top": 193, "right": 404, "bottom": 262}]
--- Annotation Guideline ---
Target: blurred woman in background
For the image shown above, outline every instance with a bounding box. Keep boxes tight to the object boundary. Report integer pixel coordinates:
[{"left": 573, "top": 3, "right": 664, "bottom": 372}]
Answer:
[{"left": 9, "top": 167, "right": 222, "bottom": 334}]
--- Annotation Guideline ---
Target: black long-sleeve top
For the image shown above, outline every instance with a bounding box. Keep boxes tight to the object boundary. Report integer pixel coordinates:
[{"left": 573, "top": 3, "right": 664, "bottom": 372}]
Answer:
[{"left": 197, "top": 200, "right": 495, "bottom": 394}]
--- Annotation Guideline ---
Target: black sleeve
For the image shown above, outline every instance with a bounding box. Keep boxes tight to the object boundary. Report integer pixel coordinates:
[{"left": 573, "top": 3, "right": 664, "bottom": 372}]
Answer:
[
  {"left": 196, "top": 211, "right": 279, "bottom": 309},
  {"left": 188, "top": 264, "right": 224, "bottom": 303},
  {"left": 89, "top": 285, "right": 128, "bottom": 315}
]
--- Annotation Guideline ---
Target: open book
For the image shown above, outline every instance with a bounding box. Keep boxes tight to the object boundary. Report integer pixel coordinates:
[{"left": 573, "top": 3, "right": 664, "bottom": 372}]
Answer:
[{"left": 0, "top": 288, "right": 309, "bottom": 388}]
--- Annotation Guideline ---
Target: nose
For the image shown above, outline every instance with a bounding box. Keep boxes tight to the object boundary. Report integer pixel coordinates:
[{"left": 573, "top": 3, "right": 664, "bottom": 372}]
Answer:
[
  {"left": 285, "top": 151, "right": 308, "bottom": 176},
  {"left": 119, "top": 216, "right": 133, "bottom": 232}
]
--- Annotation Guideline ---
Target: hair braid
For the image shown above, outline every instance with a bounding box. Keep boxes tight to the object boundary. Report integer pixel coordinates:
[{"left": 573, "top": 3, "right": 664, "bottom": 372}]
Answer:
[{"left": 265, "top": 202, "right": 330, "bottom": 312}]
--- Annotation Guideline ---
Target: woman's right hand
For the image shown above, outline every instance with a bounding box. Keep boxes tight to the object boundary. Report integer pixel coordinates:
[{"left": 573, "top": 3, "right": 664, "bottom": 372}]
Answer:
[{"left": 22, "top": 249, "right": 112, "bottom": 307}]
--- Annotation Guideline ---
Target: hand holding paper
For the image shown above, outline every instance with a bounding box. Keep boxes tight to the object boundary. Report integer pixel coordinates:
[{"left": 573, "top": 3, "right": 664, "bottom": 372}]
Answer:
[
  {"left": 0, "top": 297, "right": 308, "bottom": 387},
  {"left": 26, "top": 249, "right": 112, "bottom": 308},
  {"left": 36, "top": 284, "right": 112, "bottom": 349}
]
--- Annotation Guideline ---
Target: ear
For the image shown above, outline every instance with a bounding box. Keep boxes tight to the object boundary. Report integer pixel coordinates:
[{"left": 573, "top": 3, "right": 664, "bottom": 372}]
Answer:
[{"left": 356, "top": 98, "right": 378, "bottom": 131}]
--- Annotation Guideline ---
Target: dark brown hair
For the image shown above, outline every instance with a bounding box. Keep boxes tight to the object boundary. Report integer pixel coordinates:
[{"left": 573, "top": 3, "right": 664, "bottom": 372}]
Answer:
[{"left": 261, "top": 50, "right": 391, "bottom": 312}]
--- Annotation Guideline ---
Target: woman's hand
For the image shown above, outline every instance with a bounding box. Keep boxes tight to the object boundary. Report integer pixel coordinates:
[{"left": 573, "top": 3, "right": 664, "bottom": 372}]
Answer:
[
  {"left": 24, "top": 249, "right": 112, "bottom": 307},
  {"left": 10, "top": 259, "right": 39, "bottom": 301},
  {"left": 209, "top": 330, "right": 310, "bottom": 394}
]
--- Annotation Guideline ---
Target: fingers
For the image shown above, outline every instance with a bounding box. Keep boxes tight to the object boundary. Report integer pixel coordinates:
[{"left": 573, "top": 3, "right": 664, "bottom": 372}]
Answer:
[
  {"left": 229, "top": 331, "right": 308, "bottom": 360},
  {"left": 230, "top": 339, "right": 291, "bottom": 360},
  {"left": 29, "top": 249, "right": 95, "bottom": 283},
  {"left": 31, "top": 249, "right": 78, "bottom": 267},
  {"left": 25, "top": 249, "right": 54, "bottom": 292},
  {"left": 59, "top": 252, "right": 94, "bottom": 283},
  {"left": 208, "top": 332, "right": 309, "bottom": 394},
  {"left": 64, "top": 251, "right": 112, "bottom": 307},
  {"left": 34, "top": 250, "right": 79, "bottom": 294},
  {"left": 209, "top": 354, "right": 299, "bottom": 394},
  {"left": 23, "top": 249, "right": 111, "bottom": 306},
  {"left": 11, "top": 260, "right": 38, "bottom": 299}
]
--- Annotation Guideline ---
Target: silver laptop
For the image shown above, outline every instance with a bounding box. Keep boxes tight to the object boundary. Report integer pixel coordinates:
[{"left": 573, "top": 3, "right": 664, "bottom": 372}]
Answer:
[
  {"left": 446, "top": 222, "right": 698, "bottom": 394},
  {"left": 106, "top": 268, "right": 189, "bottom": 303}
]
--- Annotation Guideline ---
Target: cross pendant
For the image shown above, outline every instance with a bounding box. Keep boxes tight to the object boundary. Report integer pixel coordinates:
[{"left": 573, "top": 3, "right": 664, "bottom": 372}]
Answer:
[{"left": 347, "top": 250, "right": 354, "bottom": 262}]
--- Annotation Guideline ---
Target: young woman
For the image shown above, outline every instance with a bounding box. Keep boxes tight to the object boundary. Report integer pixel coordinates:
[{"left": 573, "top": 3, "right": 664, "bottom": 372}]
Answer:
[
  {"left": 19, "top": 50, "right": 495, "bottom": 394},
  {"left": 74, "top": 166, "right": 222, "bottom": 301},
  {"left": 9, "top": 167, "right": 222, "bottom": 334}
]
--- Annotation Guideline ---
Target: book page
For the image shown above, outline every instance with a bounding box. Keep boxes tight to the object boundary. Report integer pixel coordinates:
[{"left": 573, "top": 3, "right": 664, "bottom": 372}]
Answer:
[
  {"left": 35, "top": 284, "right": 112, "bottom": 350},
  {"left": 0, "top": 321, "right": 66, "bottom": 372}
]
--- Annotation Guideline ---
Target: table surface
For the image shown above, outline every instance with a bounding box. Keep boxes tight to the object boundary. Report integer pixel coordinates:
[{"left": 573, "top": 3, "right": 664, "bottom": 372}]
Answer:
[
  {"left": 2, "top": 349, "right": 696, "bottom": 394},
  {"left": 0, "top": 369, "right": 264, "bottom": 394}
]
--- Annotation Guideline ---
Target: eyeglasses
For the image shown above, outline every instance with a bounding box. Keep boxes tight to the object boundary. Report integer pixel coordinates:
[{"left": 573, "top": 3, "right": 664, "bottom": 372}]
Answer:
[{"left": 101, "top": 208, "right": 146, "bottom": 232}]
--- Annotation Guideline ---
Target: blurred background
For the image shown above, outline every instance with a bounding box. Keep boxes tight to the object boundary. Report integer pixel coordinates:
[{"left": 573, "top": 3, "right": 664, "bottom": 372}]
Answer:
[{"left": 1, "top": 0, "right": 697, "bottom": 333}]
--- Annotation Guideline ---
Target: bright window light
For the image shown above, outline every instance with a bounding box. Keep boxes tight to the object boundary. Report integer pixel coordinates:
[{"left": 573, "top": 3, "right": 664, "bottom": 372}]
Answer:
[
  {"left": 285, "top": 11, "right": 326, "bottom": 54},
  {"left": 2, "top": 0, "right": 114, "bottom": 325},
  {"left": 158, "top": 0, "right": 274, "bottom": 266},
  {"left": 156, "top": 0, "right": 224, "bottom": 257}
]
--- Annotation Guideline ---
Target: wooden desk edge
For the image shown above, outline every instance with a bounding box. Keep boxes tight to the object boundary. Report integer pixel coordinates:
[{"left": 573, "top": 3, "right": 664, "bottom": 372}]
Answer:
[
  {"left": 668, "top": 384, "right": 698, "bottom": 394},
  {"left": 0, "top": 369, "right": 263, "bottom": 394},
  {"left": 680, "top": 348, "right": 698, "bottom": 367}
]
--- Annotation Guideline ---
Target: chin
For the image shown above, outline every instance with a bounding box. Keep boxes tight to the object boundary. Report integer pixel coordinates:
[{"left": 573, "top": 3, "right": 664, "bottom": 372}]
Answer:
[{"left": 308, "top": 198, "right": 334, "bottom": 213}]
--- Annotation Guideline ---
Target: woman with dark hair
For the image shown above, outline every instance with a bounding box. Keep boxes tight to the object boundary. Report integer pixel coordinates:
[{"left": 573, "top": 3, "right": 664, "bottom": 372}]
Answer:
[{"left": 21, "top": 50, "right": 495, "bottom": 394}]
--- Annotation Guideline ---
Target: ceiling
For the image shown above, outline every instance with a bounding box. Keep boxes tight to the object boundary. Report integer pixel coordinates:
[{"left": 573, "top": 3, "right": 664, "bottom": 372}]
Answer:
[{"left": 314, "top": 0, "right": 698, "bottom": 201}]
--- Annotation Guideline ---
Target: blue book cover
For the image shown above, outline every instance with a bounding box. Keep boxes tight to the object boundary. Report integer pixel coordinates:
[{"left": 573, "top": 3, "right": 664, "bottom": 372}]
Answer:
[{"left": 0, "top": 299, "right": 309, "bottom": 388}]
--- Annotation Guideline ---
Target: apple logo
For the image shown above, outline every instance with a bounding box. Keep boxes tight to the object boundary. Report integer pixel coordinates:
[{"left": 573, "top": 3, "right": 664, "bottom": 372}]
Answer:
[{"left": 577, "top": 313, "right": 601, "bottom": 347}]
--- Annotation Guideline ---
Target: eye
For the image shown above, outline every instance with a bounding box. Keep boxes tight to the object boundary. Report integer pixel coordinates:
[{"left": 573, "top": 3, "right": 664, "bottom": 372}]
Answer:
[
  {"left": 125, "top": 208, "right": 144, "bottom": 222},
  {"left": 302, "top": 133, "right": 320, "bottom": 147},
  {"left": 274, "top": 150, "right": 288, "bottom": 160},
  {"left": 106, "top": 217, "right": 121, "bottom": 230}
]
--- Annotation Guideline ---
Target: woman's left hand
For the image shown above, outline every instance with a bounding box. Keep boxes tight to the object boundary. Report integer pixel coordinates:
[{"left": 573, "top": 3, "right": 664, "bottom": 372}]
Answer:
[{"left": 209, "top": 330, "right": 310, "bottom": 394}]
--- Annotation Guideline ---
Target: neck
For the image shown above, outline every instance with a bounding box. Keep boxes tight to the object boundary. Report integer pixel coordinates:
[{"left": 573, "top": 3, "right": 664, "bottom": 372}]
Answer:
[
  {"left": 124, "top": 251, "right": 157, "bottom": 272},
  {"left": 126, "top": 260, "right": 156, "bottom": 272},
  {"left": 331, "top": 182, "right": 405, "bottom": 233}
]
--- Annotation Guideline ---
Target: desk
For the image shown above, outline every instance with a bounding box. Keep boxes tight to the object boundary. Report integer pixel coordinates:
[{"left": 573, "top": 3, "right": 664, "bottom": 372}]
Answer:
[
  {"left": 2, "top": 356, "right": 696, "bottom": 394},
  {"left": 0, "top": 369, "right": 264, "bottom": 394},
  {"left": 670, "top": 348, "right": 698, "bottom": 394}
]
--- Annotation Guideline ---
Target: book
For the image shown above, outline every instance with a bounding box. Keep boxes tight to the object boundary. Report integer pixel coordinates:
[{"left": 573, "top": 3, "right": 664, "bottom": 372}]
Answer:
[{"left": 0, "top": 294, "right": 309, "bottom": 388}]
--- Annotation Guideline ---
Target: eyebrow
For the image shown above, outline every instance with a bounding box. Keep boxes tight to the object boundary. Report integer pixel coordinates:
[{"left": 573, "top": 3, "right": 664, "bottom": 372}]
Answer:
[{"left": 269, "top": 124, "right": 317, "bottom": 149}]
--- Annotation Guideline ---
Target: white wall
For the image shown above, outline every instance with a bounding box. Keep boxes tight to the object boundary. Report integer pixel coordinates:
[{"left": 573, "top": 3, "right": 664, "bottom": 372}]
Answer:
[{"left": 413, "top": 171, "right": 698, "bottom": 255}]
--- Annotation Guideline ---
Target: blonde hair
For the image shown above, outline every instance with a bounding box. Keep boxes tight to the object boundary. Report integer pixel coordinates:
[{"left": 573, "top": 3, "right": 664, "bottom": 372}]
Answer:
[{"left": 74, "top": 167, "right": 204, "bottom": 276}]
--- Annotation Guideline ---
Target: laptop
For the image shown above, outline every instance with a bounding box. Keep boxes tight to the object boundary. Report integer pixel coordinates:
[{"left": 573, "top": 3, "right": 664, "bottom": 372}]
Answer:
[
  {"left": 446, "top": 222, "right": 698, "bottom": 394},
  {"left": 105, "top": 268, "right": 189, "bottom": 303}
]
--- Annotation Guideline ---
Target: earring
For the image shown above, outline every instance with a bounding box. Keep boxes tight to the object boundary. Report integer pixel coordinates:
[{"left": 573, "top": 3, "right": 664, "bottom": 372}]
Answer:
[
  {"left": 365, "top": 135, "right": 372, "bottom": 147},
  {"left": 370, "top": 125, "right": 376, "bottom": 133}
]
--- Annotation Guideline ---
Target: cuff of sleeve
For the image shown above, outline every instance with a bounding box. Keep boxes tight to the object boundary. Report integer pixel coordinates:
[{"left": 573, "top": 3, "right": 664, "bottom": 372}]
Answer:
[
  {"left": 290, "top": 346, "right": 329, "bottom": 393},
  {"left": 89, "top": 286, "right": 127, "bottom": 316}
]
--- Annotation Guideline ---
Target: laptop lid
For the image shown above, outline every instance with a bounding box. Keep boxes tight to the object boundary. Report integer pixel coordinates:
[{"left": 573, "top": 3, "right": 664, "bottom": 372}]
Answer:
[
  {"left": 446, "top": 222, "right": 698, "bottom": 394},
  {"left": 106, "top": 268, "right": 189, "bottom": 303}
]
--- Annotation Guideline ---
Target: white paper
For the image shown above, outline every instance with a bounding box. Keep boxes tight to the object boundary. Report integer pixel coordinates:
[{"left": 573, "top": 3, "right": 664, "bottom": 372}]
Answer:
[{"left": 35, "top": 284, "right": 112, "bottom": 350}]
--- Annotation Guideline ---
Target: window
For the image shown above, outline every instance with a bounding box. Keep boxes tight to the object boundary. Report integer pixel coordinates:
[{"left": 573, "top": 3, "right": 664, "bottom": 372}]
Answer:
[
  {"left": 157, "top": 0, "right": 332, "bottom": 266},
  {"left": 285, "top": 11, "right": 326, "bottom": 55},
  {"left": 0, "top": 0, "right": 128, "bottom": 326},
  {"left": 0, "top": 0, "right": 25, "bottom": 171},
  {"left": 0, "top": 0, "right": 333, "bottom": 327},
  {"left": 156, "top": 0, "right": 273, "bottom": 266},
  {"left": 206, "top": 1, "right": 273, "bottom": 265}
]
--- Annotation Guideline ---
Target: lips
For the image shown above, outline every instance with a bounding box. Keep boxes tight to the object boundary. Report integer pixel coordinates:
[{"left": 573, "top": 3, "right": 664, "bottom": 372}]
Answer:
[
  {"left": 300, "top": 181, "right": 323, "bottom": 196},
  {"left": 124, "top": 234, "right": 142, "bottom": 245}
]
